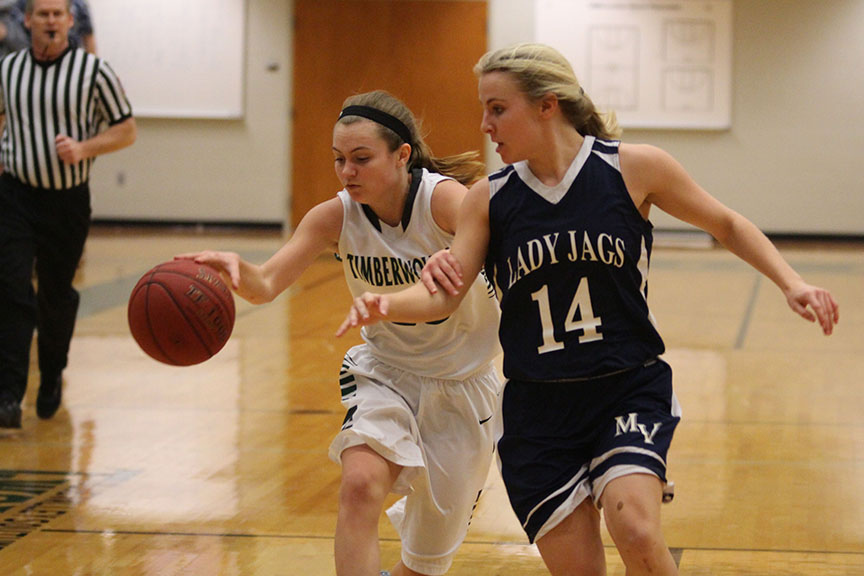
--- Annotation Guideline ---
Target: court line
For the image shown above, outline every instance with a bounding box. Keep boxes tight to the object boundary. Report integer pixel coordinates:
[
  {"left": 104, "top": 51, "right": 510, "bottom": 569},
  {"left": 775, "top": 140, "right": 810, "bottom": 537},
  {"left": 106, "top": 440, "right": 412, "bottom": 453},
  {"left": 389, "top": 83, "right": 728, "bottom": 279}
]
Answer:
[
  {"left": 734, "top": 274, "right": 762, "bottom": 349},
  {"left": 33, "top": 528, "right": 864, "bottom": 558}
]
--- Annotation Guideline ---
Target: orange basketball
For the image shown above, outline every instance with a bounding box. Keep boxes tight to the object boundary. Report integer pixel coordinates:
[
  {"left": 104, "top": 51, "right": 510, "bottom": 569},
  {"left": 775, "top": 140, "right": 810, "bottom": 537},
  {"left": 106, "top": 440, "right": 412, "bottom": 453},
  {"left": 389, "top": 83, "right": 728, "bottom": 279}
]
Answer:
[{"left": 127, "top": 260, "right": 235, "bottom": 366}]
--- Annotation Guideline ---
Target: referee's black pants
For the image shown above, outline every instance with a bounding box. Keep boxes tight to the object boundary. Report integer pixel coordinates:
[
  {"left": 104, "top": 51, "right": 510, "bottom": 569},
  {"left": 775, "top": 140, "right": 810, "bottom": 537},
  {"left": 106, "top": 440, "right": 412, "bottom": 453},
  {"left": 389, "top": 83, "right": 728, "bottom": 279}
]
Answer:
[{"left": 0, "top": 173, "right": 91, "bottom": 404}]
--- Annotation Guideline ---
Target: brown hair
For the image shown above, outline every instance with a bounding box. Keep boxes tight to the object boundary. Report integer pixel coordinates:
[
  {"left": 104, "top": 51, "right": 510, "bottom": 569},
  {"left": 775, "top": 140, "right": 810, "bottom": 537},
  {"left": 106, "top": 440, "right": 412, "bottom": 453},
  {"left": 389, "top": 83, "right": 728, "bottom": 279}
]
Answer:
[
  {"left": 475, "top": 43, "right": 621, "bottom": 140},
  {"left": 338, "top": 90, "right": 485, "bottom": 186}
]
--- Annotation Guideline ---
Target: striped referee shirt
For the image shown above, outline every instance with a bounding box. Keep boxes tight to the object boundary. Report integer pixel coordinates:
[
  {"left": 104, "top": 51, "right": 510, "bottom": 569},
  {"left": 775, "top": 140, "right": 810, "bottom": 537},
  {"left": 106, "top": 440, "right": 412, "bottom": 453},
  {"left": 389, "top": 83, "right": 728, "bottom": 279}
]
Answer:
[{"left": 0, "top": 47, "right": 132, "bottom": 190}]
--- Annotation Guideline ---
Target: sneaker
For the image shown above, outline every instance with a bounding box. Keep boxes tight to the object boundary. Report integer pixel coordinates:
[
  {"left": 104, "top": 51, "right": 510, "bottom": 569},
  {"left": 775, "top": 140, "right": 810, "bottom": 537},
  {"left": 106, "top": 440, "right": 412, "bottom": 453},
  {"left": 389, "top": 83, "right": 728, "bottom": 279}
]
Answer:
[
  {"left": 0, "top": 398, "right": 22, "bottom": 428},
  {"left": 36, "top": 374, "right": 63, "bottom": 419}
]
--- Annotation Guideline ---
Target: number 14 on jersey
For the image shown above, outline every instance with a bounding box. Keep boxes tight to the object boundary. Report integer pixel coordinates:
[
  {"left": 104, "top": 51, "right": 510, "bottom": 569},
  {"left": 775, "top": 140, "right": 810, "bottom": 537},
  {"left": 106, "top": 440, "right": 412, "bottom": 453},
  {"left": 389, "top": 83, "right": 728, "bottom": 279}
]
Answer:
[{"left": 531, "top": 278, "right": 603, "bottom": 354}]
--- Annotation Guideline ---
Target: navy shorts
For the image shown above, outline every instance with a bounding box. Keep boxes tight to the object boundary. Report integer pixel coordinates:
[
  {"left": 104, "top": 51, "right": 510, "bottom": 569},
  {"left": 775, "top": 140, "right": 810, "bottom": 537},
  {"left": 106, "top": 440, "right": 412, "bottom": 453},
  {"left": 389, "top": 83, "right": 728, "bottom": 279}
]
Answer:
[{"left": 497, "top": 358, "right": 680, "bottom": 543}]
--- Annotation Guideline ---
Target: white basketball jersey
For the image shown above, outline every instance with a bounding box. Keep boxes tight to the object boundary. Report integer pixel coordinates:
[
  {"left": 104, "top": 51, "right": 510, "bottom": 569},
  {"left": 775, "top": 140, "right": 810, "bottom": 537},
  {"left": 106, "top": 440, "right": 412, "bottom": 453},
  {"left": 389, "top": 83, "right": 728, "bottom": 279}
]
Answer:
[{"left": 337, "top": 168, "right": 501, "bottom": 379}]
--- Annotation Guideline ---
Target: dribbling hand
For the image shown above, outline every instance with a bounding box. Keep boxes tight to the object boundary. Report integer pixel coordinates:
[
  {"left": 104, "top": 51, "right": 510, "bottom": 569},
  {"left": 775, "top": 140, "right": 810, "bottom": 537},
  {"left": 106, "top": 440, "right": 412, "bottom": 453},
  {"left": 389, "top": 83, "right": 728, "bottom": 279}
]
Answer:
[{"left": 174, "top": 251, "right": 241, "bottom": 291}]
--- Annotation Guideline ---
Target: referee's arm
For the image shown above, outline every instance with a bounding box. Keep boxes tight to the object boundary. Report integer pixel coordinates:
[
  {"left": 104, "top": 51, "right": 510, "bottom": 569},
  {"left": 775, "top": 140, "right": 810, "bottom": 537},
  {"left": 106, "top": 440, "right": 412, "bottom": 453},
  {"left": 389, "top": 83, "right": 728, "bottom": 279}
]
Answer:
[{"left": 55, "top": 116, "right": 137, "bottom": 166}]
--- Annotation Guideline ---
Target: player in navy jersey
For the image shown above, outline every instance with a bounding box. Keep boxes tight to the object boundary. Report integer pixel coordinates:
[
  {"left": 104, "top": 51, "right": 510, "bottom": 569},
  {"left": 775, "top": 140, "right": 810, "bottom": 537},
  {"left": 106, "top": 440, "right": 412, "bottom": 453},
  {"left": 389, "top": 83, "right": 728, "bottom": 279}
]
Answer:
[
  {"left": 178, "top": 90, "right": 502, "bottom": 576},
  {"left": 338, "top": 44, "right": 839, "bottom": 576}
]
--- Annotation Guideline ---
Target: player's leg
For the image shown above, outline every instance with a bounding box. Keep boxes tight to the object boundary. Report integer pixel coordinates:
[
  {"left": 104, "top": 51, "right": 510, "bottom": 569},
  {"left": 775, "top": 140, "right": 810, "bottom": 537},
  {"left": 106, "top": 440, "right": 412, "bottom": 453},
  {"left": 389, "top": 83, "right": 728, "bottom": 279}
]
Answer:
[
  {"left": 387, "top": 370, "right": 500, "bottom": 576},
  {"left": 335, "top": 444, "right": 403, "bottom": 576},
  {"left": 534, "top": 499, "right": 607, "bottom": 576},
  {"left": 497, "top": 377, "right": 608, "bottom": 574},
  {"left": 590, "top": 360, "right": 680, "bottom": 576},
  {"left": 330, "top": 349, "right": 427, "bottom": 576},
  {"left": 599, "top": 473, "right": 677, "bottom": 575}
]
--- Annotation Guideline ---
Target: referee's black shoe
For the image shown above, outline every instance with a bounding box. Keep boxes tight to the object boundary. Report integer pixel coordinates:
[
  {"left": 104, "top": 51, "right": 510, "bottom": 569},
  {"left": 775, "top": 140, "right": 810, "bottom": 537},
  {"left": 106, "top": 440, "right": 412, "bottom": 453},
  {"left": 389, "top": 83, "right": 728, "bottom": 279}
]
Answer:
[
  {"left": 0, "top": 397, "right": 22, "bottom": 428},
  {"left": 37, "top": 374, "right": 63, "bottom": 420}
]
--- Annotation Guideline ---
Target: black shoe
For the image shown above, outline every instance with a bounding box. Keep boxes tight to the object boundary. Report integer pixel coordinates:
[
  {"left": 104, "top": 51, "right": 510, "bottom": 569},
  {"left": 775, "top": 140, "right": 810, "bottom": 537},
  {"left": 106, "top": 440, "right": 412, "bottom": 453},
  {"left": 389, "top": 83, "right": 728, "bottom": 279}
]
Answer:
[
  {"left": 36, "top": 374, "right": 63, "bottom": 420},
  {"left": 0, "top": 398, "right": 22, "bottom": 429}
]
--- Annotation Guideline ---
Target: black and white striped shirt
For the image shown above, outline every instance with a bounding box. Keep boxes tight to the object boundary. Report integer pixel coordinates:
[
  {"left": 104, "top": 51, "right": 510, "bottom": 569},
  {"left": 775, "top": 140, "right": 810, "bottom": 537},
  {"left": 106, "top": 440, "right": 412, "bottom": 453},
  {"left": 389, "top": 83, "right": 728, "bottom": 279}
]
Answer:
[{"left": 0, "top": 47, "right": 133, "bottom": 190}]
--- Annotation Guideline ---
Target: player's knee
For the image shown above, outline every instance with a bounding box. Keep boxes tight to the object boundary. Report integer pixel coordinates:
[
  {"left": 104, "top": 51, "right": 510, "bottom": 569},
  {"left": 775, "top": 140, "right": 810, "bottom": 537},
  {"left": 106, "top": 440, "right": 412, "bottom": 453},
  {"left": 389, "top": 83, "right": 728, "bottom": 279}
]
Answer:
[
  {"left": 339, "top": 468, "right": 390, "bottom": 513},
  {"left": 603, "top": 502, "right": 661, "bottom": 553},
  {"left": 615, "top": 521, "right": 659, "bottom": 555},
  {"left": 608, "top": 517, "right": 668, "bottom": 571}
]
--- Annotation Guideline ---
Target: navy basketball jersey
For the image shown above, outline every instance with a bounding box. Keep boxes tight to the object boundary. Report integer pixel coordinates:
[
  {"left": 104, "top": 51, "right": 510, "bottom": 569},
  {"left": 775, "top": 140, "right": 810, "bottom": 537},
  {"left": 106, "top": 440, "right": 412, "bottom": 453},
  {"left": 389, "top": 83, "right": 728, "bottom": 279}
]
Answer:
[{"left": 485, "top": 136, "right": 665, "bottom": 381}]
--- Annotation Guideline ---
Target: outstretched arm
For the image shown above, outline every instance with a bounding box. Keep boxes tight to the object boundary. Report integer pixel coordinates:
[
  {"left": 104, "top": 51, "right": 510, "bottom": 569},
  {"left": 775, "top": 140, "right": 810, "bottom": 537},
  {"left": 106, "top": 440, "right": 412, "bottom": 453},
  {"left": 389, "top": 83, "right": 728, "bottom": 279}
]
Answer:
[
  {"left": 177, "top": 198, "right": 342, "bottom": 305},
  {"left": 622, "top": 143, "right": 839, "bottom": 335}
]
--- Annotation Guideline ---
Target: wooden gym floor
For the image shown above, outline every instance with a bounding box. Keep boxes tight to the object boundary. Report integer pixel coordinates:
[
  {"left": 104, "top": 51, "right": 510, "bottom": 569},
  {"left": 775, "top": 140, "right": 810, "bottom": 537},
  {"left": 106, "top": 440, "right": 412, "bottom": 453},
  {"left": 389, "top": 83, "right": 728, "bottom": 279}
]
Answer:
[{"left": 0, "top": 225, "right": 862, "bottom": 575}]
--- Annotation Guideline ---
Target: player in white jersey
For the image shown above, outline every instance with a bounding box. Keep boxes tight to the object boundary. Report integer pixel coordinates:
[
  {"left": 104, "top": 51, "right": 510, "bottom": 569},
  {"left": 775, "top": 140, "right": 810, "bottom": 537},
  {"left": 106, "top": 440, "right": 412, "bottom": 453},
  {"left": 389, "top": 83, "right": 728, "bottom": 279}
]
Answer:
[
  {"left": 338, "top": 45, "right": 839, "bottom": 576},
  {"left": 178, "top": 90, "right": 501, "bottom": 576}
]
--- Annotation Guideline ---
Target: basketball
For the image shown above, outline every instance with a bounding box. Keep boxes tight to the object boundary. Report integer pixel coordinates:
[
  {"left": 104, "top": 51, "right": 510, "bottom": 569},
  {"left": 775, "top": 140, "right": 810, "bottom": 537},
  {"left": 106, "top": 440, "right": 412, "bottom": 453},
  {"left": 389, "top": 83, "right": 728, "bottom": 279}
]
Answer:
[{"left": 127, "top": 260, "right": 236, "bottom": 366}]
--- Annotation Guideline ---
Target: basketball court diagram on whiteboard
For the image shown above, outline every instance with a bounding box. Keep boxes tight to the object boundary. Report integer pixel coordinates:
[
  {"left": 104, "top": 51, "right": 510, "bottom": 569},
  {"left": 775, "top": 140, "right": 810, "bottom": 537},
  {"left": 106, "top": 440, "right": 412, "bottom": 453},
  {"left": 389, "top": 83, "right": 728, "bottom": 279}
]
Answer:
[
  {"left": 88, "top": 0, "right": 246, "bottom": 118},
  {"left": 534, "top": 0, "right": 732, "bottom": 129}
]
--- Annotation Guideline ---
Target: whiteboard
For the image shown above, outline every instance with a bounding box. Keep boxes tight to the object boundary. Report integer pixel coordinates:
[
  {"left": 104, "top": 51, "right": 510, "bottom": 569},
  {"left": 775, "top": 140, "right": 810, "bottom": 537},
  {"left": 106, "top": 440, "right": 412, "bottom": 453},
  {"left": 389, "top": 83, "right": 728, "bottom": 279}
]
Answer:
[
  {"left": 88, "top": 0, "right": 246, "bottom": 118},
  {"left": 535, "top": 0, "right": 732, "bottom": 129}
]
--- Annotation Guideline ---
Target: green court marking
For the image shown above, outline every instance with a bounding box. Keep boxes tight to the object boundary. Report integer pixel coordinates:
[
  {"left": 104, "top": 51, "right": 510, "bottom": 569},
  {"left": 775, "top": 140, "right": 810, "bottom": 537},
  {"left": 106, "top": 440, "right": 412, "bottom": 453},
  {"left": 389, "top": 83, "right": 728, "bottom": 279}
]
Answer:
[{"left": 0, "top": 469, "right": 134, "bottom": 551}]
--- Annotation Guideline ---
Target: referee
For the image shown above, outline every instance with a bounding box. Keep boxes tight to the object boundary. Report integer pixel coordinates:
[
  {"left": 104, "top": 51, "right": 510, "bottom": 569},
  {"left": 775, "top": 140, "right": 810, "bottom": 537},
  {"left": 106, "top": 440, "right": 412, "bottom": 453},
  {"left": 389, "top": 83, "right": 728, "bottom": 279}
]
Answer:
[{"left": 0, "top": 0, "right": 136, "bottom": 428}]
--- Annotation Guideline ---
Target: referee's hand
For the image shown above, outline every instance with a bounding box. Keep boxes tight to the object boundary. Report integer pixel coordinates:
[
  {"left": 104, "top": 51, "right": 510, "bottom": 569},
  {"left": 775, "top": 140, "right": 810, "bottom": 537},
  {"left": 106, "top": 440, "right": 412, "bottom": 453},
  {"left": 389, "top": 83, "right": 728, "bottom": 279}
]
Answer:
[{"left": 55, "top": 134, "right": 84, "bottom": 164}]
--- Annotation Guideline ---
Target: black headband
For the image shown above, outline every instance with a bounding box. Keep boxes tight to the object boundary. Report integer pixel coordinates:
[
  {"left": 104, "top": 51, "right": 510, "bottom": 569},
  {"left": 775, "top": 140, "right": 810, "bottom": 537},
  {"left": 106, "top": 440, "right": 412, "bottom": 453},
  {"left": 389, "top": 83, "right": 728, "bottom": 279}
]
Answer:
[{"left": 338, "top": 105, "right": 413, "bottom": 145}]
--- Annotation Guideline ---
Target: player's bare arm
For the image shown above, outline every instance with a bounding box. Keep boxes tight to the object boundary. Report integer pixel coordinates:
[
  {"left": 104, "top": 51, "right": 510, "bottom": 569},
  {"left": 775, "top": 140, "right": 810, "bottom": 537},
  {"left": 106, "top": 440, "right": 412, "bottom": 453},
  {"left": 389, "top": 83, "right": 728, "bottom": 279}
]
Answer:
[
  {"left": 180, "top": 197, "right": 342, "bottom": 305},
  {"left": 422, "top": 177, "right": 490, "bottom": 296},
  {"left": 429, "top": 178, "right": 467, "bottom": 235},
  {"left": 621, "top": 143, "right": 838, "bottom": 334},
  {"left": 422, "top": 178, "right": 469, "bottom": 295}
]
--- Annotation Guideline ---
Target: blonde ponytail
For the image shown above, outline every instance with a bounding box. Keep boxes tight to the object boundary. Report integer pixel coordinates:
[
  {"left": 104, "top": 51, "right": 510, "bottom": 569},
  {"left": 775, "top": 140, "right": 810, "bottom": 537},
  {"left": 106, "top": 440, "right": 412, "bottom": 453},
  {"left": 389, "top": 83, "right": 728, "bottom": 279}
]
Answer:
[{"left": 475, "top": 43, "right": 621, "bottom": 140}]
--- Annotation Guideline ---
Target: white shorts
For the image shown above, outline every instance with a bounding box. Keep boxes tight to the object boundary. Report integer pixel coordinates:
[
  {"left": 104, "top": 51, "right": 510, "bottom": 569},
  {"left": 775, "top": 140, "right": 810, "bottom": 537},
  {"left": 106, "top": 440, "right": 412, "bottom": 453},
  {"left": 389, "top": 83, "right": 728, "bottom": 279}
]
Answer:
[{"left": 329, "top": 344, "right": 502, "bottom": 575}]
